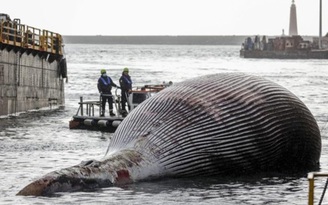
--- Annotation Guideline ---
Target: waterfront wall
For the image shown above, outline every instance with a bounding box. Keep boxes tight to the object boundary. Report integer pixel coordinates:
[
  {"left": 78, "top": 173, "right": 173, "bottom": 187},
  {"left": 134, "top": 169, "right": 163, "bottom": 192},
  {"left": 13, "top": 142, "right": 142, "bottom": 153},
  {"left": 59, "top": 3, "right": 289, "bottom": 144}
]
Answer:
[{"left": 0, "top": 49, "right": 65, "bottom": 116}]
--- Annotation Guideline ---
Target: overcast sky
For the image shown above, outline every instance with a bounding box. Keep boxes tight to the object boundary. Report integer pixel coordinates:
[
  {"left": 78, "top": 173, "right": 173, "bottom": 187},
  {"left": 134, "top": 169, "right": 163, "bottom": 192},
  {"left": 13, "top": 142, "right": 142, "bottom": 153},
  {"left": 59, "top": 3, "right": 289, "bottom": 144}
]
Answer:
[{"left": 2, "top": 0, "right": 327, "bottom": 36}]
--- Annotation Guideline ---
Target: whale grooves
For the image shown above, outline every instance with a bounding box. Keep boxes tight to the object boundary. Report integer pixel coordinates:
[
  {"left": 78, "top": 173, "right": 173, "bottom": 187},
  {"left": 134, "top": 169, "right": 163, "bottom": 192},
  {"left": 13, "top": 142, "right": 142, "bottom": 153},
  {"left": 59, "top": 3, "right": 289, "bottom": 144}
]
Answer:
[{"left": 17, "top": 73, "right": 321, "bottom": 196}]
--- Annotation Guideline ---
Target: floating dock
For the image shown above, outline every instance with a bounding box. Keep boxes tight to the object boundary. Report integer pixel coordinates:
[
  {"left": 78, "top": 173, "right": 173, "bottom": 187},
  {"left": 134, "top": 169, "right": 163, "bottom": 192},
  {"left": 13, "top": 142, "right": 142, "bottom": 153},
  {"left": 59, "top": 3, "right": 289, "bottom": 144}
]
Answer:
[
  {"left": 69, "top": 97, "right": 124, "bottom": 132},
  {"left": 69, "top": 84, "right": 171, "bottom": 132}
]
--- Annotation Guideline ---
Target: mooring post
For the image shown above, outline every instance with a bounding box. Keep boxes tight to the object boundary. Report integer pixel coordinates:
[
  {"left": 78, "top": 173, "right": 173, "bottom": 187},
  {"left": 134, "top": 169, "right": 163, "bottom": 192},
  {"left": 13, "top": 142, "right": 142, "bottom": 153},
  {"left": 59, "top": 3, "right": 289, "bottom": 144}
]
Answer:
[
  {"left": 80, "top": 96, "right": 83, "bottom": 116},
  {"left": 308, "top": 173, "right": 314, "bottom": 205}
]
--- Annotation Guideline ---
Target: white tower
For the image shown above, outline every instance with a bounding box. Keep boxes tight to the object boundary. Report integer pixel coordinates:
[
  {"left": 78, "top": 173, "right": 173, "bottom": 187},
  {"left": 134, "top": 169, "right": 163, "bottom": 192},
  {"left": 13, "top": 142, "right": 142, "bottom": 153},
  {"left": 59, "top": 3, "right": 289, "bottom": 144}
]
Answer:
[{"left": 289, "top": 0, "right": 298, "bottom": 36}]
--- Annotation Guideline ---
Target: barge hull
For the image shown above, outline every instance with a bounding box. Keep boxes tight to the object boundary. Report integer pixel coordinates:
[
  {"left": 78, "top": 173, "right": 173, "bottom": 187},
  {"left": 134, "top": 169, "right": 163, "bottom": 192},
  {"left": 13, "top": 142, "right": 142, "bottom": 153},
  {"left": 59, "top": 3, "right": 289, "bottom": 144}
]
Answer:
[
  {"left": 0, "top": 48, "right": 65, "bottom": 116},
  {"left": 0, "top": 13, "right": 66, "bottom": 116},
  {"left": 241, "top": 50, "right": 328, "bottom": 59}
]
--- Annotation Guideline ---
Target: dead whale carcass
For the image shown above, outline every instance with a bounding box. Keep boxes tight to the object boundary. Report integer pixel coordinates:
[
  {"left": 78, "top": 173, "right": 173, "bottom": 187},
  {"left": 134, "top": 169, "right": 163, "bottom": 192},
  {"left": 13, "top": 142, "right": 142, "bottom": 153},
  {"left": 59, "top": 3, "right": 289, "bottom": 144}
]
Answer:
[{"left": 17, "top": 73, "right": 321, "bottom": 196}]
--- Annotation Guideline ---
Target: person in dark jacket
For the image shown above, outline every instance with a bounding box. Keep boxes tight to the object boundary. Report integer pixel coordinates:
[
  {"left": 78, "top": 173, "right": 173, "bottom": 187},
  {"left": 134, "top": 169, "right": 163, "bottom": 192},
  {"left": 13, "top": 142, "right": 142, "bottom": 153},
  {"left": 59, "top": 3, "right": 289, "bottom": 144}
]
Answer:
[
  {"left": 119, "top": 67, "right": 132, "bottom": 115},
  {"left": 98, "top": 69, "right": 117, "bottom": 117}
]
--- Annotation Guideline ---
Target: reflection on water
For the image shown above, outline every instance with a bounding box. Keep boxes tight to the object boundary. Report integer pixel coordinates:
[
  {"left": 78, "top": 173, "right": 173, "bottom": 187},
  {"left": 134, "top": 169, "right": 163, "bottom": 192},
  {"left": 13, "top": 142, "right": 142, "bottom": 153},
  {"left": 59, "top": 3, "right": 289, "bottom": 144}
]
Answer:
[{"left": 1, "top": 44, "right": 328, "bottom": 204}]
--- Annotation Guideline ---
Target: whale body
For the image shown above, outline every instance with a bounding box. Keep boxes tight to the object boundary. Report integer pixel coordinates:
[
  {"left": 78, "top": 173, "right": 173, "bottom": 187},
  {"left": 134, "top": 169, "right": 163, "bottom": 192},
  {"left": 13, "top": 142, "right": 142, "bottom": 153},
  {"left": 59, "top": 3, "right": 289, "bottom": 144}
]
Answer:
[{"left": 17, "top": 73, "right": 321, "bottom": 196}]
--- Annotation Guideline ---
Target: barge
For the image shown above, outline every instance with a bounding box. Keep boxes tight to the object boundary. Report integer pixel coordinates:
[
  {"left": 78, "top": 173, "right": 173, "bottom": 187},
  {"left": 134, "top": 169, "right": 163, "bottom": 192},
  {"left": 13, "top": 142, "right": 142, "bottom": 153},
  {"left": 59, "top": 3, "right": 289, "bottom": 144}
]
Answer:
[
  {"left": 240, "top": 1, "right": 328, "bottom": 59},
  {"left": 240, "top": 35, "right": 328, "bottom": 59},
  {"left": 0, "top": 13, "right": 67, "bottom": 116},
  {"left": 69, "top": 83, "right": 171, "bottom": 132}
]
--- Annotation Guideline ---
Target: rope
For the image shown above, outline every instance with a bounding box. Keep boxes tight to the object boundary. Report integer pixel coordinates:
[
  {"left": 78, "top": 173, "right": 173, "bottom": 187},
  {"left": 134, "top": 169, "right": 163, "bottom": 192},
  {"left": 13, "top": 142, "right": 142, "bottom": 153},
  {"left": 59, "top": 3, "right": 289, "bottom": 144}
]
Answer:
[{"left": 318, "top": 177, "right": 328, "bottom": 205}]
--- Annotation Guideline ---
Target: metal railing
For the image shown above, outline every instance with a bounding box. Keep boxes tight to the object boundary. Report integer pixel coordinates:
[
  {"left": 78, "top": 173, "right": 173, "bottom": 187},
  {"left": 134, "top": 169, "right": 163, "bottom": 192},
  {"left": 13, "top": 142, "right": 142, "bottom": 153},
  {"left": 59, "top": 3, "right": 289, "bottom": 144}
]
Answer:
[
  {"left": 0, "top": 20, "right": 63, "bottom": 55},
  {"left": 308, "top": 172, "right": 328, "bottom": 205},
  {"left": 75, "top": 96, "right": 101, "bottom": 117}
]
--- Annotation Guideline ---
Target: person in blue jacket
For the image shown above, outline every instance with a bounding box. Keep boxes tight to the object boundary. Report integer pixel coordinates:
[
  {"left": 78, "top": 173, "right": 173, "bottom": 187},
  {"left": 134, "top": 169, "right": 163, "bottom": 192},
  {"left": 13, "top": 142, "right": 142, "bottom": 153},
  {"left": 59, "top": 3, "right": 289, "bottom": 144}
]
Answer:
[
  {"left": 98, "top": 69, "right": 118, "bottom": 117},
  {"left": 119, "top": 67, "right": 132, "bottom": 116}
]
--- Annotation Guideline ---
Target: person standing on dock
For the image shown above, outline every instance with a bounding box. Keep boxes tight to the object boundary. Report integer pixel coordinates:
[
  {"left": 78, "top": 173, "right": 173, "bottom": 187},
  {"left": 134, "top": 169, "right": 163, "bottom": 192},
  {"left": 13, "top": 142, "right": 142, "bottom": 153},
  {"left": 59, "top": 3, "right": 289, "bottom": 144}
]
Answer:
[
  {"left": 119, "top": 67, "right": 132, "bottom": 116},
  {"left": 98, "top": 69, "right": 118, "bottom": 117}
]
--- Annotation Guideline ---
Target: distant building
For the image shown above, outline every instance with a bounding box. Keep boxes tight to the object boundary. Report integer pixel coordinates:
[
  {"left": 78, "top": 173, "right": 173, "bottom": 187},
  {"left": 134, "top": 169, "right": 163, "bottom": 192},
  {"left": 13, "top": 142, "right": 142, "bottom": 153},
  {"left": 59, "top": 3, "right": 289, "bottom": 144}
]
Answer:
[{"left": 289, "top": 0, "right": 298, "bottom": 36}]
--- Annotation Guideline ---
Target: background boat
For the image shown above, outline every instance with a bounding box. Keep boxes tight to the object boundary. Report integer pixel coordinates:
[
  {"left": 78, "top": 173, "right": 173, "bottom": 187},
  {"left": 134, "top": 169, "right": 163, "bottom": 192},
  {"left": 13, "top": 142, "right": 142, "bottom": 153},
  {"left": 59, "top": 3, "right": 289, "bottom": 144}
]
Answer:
[{"left": 240, "top": 0, "right": 328, "bottom": 59}]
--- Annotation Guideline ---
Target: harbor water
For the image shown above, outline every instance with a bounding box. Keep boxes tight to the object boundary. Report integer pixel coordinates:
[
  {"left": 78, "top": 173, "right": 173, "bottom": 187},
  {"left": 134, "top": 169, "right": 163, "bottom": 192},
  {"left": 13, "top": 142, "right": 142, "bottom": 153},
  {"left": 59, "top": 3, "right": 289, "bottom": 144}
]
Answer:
[{"left": 1, "top": 44, "right": 328, "bottom": 205}]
